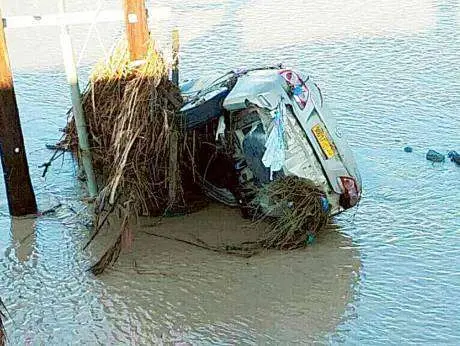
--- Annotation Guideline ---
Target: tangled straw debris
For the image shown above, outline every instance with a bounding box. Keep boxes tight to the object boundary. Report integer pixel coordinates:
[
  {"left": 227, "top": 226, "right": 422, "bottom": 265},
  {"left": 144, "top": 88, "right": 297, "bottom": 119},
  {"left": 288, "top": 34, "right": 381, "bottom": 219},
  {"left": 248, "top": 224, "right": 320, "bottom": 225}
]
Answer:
[
  {"left": 251, "top": 176, "right": 331, "bottom": 249},
  {"left": 62, "top": 40, "right": 184, "bottom": 274},
  {"left": 64, "top": 40, "right": 183, "bottom": 217}
]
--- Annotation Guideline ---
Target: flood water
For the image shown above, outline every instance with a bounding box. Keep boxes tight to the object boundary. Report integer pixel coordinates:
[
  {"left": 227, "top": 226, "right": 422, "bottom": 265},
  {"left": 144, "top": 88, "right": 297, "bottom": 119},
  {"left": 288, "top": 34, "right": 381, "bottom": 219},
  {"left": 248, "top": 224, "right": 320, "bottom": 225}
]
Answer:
[{"left": 0, "top": 0, "right": 459, "bottom": 344}]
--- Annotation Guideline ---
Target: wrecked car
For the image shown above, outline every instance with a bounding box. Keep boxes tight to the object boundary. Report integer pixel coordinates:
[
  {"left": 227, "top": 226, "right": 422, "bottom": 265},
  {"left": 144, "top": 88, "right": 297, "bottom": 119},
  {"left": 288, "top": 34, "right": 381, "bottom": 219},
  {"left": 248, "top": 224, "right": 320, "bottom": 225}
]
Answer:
[{"left": 179, "top": 65, "right": 361, "bottom": 217}]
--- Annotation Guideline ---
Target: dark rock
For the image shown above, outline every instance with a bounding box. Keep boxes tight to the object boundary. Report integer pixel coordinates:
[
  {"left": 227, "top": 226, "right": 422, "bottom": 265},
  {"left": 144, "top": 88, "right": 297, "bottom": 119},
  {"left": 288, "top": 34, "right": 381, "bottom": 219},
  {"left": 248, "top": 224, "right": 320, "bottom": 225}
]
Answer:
[
  {"left": 448, "top": 151, "right": 460, "bottom": 165},
  {"left": 426, "top": 150, "right": 445, "bottom": 163}
]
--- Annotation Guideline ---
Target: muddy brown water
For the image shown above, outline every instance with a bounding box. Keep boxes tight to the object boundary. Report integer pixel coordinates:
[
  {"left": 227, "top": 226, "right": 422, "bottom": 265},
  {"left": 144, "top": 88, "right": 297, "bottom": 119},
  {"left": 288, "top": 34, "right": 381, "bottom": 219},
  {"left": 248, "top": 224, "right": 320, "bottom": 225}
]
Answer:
[{"left": 0, "top": 0, "right": 459, "bottom": 344}]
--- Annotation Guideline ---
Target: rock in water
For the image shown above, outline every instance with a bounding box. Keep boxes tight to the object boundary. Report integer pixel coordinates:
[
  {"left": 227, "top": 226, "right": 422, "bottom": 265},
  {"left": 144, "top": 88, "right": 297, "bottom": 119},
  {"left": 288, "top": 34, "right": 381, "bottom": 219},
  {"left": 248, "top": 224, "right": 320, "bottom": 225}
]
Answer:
[
  {"left": 426, "top": 150, "right": 445, "bottom": 163},
  {"left": 448, "top": 151, "right": 460, "bottom": 165}
]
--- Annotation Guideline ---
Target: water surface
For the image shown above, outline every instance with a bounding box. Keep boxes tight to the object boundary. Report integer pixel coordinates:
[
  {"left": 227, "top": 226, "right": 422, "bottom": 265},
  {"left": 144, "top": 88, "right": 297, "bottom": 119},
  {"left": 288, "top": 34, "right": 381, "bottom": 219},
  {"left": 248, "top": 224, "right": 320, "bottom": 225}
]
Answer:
[{"left": 0, "top": 0, "right": 459, "bottom": 344}]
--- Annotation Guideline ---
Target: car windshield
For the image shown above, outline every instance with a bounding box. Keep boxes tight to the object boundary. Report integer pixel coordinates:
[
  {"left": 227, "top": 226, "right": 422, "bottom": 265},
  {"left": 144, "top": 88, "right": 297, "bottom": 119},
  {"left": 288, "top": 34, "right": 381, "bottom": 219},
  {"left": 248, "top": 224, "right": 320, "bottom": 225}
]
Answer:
[{"left": 195, "top": 72, "right": 233, "bottom": 97}]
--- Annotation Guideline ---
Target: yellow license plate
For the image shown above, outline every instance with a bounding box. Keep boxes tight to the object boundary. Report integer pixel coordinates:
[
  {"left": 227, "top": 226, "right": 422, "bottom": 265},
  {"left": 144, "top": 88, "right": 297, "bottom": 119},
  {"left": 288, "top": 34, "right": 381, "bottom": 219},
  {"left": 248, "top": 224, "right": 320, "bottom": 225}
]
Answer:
[{"left": 312, "top": 124, "right": 335, "bottom": 159}]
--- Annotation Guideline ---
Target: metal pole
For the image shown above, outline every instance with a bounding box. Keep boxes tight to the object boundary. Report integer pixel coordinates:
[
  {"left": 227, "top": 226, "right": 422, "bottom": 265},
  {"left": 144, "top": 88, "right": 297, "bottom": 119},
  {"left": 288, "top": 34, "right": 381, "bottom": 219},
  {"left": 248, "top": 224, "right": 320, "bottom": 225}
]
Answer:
[
  {"left": 59, "top": 0, "right": 98, "bottom": 197},
  {"left": 123, "top": 0, "right": 150, "bottom": 62},
  {"left": 0, "top": 9, "right": 37, "bottom": 216}
]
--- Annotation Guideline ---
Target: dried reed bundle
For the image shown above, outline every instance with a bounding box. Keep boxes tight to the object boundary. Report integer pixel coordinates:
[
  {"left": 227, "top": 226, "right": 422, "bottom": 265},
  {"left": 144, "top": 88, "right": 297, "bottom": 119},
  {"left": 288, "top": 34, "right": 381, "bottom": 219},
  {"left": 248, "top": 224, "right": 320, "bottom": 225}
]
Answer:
[
  {"left": 64, "top": 40, "right": 183, "bottom": 216},
  {"left": 252, "top": 176, "right": 330, "bottom": 249},
  {"left": 62, "top": 40, "right": 183, "bottom": 274}
]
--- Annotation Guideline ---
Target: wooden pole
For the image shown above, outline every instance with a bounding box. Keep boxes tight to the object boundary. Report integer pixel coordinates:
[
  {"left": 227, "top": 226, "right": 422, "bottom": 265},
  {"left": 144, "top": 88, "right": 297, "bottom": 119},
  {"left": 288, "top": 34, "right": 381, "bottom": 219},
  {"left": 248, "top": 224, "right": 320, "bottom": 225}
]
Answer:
[
  {"left": 0, "top": 10, "right": 37, "bottom": 216},
  {"left": 168, "top": 29, "right": 180, "bottom": 208},
  {"left": 168, "top": 131, "right": 179, "bottom": 207},
  {"left": 172, "top": 28, "right": 179, "bottom": 85},
  {"left": 59, "top": 0, "right": 98, "bottom": 197},
  {"left": 123, "top": 0, "right": 149, "bottom": 61}
]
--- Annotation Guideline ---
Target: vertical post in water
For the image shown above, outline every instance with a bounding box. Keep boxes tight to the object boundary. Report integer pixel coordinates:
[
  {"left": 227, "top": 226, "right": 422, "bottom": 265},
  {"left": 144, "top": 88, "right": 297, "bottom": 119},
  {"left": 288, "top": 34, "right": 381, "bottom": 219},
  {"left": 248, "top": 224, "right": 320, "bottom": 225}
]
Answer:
[
  {"left": 123, "top": 0, "right": 150, "bottom": 62},
  {"left": 0, "top": 10, "right": 37, "bottom": 216},
  {"left": 59, "top": 0, "right": 97, "bottom": 197},
  {"left": 168, "top": 130, "right": 179, "bottom": 208},
  {"left": 172, "top": 28, "right": 179, "bottom": 85},
  {"left": 168, "top": 29, "right": 180, "bottom": 208}
]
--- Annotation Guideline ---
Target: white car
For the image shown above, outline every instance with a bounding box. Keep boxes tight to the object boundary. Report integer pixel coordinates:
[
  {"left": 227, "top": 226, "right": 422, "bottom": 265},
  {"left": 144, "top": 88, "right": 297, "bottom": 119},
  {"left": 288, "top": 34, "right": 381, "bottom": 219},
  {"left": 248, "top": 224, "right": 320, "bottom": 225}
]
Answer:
[{"left": 180, "top": 65, "right": 361, "bottom": 216}]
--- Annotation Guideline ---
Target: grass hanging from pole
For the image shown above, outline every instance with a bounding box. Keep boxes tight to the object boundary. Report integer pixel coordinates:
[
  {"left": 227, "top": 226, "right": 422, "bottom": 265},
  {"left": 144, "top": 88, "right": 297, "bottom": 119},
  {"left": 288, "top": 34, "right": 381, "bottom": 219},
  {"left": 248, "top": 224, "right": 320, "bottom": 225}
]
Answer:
[
  {"left": 64, "top": 40, "right": 184, "bottom": 214},
  {"left": 62, "top": 40, "right": 184, "bottom": 274}
]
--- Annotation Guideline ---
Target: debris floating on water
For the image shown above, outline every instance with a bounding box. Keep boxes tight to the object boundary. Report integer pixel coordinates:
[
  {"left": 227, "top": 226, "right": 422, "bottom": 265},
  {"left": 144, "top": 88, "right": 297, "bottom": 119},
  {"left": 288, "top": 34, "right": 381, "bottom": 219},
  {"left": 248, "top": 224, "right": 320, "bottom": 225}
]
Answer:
[
  {"left": 426, "top": 149, "right": 445, "bottom": 163},
  {"left": 448, "top": 151, "right": 460, "bottom": 165},
  {"left": 406, "top": 147, "right": 459, "bottom": 166},
  {"left": 251, "top": 176, "right": 331, "bottom": 250},
  {"left": 62, "top": 40, "right": 184, "bottom": 274},
  {"left": 60, "top": 55, "right": 355, "bottom": 270},
  {"left": 404, "top": 146, "right": 413, "bottom": 153},
  {"left": 63, "top": 40, "right": 184, "bottom": 217}
]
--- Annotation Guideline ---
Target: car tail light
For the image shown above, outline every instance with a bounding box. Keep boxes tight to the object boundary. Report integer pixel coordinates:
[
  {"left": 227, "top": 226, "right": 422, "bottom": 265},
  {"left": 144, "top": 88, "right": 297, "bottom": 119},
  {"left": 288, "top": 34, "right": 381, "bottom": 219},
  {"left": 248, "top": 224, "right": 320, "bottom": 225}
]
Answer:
[
  {"left": 279, "top": 70, "right": 309, "bottom": 109},
  {"left": 339, "top": 176, "right": 360, "bottom": 209}
]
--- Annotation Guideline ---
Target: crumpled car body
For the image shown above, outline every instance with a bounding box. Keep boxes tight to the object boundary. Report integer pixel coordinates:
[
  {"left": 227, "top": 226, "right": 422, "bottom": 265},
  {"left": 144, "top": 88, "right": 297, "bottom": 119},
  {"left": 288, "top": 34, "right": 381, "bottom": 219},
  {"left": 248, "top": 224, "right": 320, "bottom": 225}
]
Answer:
[{"left": 180, "top": 65, "right": 362, "bottom": 216}]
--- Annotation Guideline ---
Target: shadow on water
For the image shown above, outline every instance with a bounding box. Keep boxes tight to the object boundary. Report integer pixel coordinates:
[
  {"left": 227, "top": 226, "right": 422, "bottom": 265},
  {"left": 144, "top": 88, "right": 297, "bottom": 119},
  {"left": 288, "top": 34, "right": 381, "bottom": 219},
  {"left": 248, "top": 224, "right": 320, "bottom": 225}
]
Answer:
[
  {"left": 0, "top": 218, "right": 37, "bottom": 345},
  {"left": 87, "top": 204, "right": 361, "bottom": 344},
  {"left": 10, "top": 217, "right": 37, "bottom": 264},
  {"left": 0, "top": 202, "right": 361, "bottom": 344},
  {"left": 0, "top": 217, "right": 37, "bottom": 345}
]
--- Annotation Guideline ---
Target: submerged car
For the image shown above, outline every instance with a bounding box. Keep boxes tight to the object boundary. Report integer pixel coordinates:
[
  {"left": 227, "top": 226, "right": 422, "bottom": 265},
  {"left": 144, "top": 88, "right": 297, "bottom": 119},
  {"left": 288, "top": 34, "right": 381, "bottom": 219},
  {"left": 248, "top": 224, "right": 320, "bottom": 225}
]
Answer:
[{"left": 179, "top": 65, "right": 361, "bottom": 216}]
